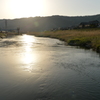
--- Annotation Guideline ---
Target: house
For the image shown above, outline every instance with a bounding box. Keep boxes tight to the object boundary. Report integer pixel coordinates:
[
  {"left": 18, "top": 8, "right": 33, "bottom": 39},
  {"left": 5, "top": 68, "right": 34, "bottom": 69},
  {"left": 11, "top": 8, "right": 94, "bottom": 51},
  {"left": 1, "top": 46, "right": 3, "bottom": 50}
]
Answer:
[
  {"left": 89, "top": 20, "right": 99, "bottom": 27},
  {"left": 79, "top": 22, "right": 89, "bottom": 28},
  {"left": 79, "top": 20, "right": 100, "bottom": 28}
]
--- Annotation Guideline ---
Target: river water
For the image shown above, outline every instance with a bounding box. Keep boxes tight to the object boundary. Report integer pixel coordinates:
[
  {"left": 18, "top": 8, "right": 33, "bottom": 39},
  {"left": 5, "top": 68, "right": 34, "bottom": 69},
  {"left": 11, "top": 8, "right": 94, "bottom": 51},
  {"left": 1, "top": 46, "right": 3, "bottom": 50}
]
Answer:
[{"left": 0, "top": 34, "right": 100, "bottom": 100}]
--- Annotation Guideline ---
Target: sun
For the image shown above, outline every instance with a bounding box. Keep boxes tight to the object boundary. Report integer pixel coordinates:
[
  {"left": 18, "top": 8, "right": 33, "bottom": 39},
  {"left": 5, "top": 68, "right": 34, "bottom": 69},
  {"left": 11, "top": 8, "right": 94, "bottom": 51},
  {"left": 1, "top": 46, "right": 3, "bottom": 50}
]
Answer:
[{"left": 9, "top": 0, "right": 44, "bottom": 18}]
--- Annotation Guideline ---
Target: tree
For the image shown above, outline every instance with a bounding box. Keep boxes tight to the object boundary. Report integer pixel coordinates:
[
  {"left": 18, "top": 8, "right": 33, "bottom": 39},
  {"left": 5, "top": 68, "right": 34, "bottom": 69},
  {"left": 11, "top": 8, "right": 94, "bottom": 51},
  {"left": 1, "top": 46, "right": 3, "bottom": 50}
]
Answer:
[{"left": 17, "top": 27, "right": 20, "bottom": 34}]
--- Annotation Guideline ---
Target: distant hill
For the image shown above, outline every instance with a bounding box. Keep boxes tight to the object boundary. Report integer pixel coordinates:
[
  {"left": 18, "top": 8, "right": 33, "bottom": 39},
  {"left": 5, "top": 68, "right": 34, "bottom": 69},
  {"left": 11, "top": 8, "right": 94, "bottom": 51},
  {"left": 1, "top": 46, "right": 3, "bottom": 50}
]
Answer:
[{"left": 0, "top": 14, "right": 100, "bottom": 32}]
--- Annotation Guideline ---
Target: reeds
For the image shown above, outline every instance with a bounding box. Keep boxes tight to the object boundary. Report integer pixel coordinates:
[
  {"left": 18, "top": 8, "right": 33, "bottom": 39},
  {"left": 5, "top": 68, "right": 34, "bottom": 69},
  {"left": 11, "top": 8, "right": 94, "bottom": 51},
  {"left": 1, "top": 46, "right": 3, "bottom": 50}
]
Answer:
[{"left": 30, "top": 28, "right": 100, "bottom": 52}]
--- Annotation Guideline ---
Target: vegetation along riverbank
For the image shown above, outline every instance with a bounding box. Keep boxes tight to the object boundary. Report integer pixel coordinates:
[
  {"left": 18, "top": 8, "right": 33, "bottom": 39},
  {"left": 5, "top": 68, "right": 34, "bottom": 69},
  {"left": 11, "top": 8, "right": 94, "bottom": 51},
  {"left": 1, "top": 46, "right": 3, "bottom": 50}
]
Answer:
[
  {"left": 1, "top": 28, "right": 100, "bottom": 53},
  {"left": 28, "top": 28, "right": 100, "bottom": 53}
]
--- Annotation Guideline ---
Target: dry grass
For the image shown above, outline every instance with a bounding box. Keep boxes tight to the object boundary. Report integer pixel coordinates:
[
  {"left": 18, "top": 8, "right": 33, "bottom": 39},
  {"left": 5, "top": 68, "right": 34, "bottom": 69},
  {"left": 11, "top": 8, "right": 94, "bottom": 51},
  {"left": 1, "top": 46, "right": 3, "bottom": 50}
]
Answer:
[
  {"left": 28, "top": 28, "right": 100, "bottom": 52},
  {"left": 1, "top": 29, "right": 100, "bottom": 52}
]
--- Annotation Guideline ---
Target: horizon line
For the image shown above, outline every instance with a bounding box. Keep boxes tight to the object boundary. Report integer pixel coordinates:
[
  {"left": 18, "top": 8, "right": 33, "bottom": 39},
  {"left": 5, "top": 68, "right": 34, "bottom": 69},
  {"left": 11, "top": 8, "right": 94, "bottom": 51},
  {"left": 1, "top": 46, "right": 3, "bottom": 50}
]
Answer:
[{"left": 1, "top": 14, "right": 100, "bottom": 20}]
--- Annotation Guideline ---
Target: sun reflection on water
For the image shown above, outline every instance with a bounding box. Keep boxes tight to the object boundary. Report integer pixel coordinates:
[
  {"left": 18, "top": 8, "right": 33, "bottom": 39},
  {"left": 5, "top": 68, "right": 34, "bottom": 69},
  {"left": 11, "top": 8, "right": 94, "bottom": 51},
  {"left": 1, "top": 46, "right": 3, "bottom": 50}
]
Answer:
[
  {"left": 21, "top": 35, "right": 38, "bottom": 72},
  {"left": 22, "top": 34, "right": 36, "bottom": 43}
]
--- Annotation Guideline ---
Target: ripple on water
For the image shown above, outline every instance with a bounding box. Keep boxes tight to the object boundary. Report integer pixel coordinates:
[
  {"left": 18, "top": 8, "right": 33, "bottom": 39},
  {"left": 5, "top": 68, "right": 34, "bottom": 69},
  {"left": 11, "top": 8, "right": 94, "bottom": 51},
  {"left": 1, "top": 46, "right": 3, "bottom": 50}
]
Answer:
[{"left": 0, "top": 35, "right": 100, "bottom": 100}]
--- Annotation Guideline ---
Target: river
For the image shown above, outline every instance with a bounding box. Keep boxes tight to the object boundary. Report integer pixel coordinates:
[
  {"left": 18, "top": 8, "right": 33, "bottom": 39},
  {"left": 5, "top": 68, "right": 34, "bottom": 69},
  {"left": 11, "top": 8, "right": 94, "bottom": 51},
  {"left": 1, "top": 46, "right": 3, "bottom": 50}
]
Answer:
[{"left": 0, "top": 34, "right": 100, "bottom": 100}]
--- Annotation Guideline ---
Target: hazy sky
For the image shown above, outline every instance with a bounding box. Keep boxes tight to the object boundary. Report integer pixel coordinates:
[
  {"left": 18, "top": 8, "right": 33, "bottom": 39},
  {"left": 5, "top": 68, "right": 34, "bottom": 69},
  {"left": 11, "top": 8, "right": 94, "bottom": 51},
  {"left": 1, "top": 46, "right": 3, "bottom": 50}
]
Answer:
[{"left": 0, "top": 0, "right": 100, "bottom": 19}]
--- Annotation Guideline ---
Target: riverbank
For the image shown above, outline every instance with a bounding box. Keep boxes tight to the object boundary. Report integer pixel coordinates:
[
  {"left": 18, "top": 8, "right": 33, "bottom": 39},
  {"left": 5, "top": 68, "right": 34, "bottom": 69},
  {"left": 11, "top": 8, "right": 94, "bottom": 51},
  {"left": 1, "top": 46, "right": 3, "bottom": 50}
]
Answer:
[
  {"left": 0, "top": 32, "right": 8, "bottom": 38},
  {"left": 0, "top": 32, "right": 22, "bottom": 38},
  {"left": 27, "top": 28, "right": 100, "bottom": 53},
  {"left": 1, "top": 29, "right": 100, "bottom": 53}
]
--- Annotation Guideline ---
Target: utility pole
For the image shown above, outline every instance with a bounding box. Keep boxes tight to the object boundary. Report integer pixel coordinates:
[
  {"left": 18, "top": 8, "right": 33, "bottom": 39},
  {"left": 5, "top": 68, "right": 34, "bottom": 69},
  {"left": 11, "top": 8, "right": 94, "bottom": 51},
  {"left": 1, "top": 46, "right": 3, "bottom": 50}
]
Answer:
[
  {"left": 5, "top": 20, "right": 7, "bottom": 33},
  {"left": 17, "top": 27, "right": 20, "bottom": 35}
]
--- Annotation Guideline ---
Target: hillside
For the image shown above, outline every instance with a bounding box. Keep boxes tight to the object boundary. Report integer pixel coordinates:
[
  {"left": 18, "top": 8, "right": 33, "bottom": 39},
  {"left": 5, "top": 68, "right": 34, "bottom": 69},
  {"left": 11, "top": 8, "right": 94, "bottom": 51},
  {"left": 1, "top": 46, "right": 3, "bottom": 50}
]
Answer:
[{"left": 0, "top": 14, "right": 100, "bottom": 32}]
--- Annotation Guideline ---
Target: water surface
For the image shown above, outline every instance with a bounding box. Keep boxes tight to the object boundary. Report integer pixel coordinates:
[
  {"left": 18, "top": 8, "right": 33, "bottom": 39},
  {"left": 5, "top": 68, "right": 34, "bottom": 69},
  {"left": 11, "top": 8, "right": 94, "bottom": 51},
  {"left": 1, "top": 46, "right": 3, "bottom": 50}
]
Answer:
[{"left": 0, "top": 34, "right": 100, "bottom": 100}]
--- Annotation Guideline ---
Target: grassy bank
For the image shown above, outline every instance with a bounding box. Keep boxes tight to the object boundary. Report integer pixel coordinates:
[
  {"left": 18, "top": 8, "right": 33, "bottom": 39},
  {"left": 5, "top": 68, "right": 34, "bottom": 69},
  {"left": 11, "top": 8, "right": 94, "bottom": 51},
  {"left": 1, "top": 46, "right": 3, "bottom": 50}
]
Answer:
[
  {"left": 0, "top": 32, "right": 22, "bottom": 38},
  {"left": 0, "top": 33, "right": 8, "bottom": 38},
  {"left": 1, "top": 29, "right": 100, "bottom": 53},
  {"left": 28, "top": 28, "right": 100, "bottom": 53}
]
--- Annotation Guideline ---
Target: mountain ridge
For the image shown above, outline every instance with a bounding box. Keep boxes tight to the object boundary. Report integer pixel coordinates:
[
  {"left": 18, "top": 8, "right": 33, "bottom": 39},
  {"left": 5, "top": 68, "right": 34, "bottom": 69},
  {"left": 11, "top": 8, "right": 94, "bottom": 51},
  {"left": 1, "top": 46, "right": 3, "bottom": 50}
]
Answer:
[{"left": 0, "top": 14, "right": 100, "bottom": 32}]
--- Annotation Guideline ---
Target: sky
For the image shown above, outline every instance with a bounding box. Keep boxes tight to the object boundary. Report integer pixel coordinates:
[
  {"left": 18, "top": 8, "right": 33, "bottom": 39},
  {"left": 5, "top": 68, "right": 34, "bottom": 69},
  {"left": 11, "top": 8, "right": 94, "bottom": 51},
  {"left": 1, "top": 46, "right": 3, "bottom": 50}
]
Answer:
[{"left": 0, "top": 0, "right": 100, "bottom": 19}]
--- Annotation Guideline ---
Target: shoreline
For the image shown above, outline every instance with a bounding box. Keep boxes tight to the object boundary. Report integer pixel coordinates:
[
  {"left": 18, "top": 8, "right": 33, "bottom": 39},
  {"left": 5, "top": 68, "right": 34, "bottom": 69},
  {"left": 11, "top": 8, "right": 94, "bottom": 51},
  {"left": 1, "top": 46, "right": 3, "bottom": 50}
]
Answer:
[
  {"left": 1, "top": 29, "right": 100, "bottom": 53},
  {"left": 28, "top": 29, "right": 100, "bottom": 53},
  {"left": 34, "top": 35, "right": 100, "bottom": 53}
]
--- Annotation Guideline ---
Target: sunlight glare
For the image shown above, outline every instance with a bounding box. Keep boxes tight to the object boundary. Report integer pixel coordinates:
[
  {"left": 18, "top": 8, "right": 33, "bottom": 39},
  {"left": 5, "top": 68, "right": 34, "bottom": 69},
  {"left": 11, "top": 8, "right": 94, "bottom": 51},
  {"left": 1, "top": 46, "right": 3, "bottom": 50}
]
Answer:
[
  {"left": 22, "top": 34, "right": 36, "bottom": 43},
  {"left": 9, "top": 0, "right": 44, "bottom": 18},
  {"left": 22, "top": 51, "right": 38, "bottom": 72},
  {"left": 21, "top": 35, "right": 38, "bottom": 72}
]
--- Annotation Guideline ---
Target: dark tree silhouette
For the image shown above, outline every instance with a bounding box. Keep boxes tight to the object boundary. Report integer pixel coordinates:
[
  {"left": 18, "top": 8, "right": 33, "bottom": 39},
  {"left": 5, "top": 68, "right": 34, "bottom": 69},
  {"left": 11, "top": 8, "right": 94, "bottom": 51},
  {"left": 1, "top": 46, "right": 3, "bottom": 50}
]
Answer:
[{"left": 17, "top": 27, "right": 20, "bottom": 34}]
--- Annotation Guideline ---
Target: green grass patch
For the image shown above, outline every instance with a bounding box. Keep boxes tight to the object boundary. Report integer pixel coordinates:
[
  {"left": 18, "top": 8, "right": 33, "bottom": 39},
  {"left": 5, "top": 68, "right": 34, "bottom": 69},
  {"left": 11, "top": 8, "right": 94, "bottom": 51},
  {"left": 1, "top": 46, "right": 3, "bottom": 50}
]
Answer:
[{"left": 68, "top": 38, "right": 92, "bottom": 48}]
